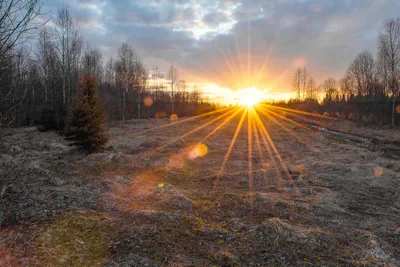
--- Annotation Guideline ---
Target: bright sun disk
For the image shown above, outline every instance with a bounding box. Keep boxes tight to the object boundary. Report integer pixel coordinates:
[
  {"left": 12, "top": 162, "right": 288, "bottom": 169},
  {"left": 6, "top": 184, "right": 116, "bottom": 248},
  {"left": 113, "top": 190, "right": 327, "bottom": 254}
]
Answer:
[
  {"left": 240, "top": 95, "right": 259, "bottom": 107},
  {"left": 237, "top": 88, "right": 264, "bottom": 107}
]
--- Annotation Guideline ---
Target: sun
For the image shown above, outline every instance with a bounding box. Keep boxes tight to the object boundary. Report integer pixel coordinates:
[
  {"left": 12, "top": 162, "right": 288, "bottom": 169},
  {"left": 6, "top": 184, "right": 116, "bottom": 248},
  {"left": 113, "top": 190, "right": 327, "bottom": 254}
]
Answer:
[
  {"left": 236, "top": 88, "right": 264, "bottom": 107},
  {"left": 240, "top": 95, "right": 260, "bottom": 107}
]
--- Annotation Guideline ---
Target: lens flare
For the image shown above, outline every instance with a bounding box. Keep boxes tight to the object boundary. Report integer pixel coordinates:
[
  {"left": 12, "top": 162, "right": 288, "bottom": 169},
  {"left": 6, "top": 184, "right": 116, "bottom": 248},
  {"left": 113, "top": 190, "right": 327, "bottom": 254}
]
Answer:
[
  {"left": 189, "top": 143, "right": 208, "bottom": 159},
  {"left": 168, "top": 154, "right": 184, "bottom": 169},
  {"left": 144, "top": 96, "right": 154, "bottom": 107},
  {"left": 374, "top": 167, "right": 384, "bottom": 177},
  {"left": 170, "top": 114, "right": 178, "bottom": 121}
]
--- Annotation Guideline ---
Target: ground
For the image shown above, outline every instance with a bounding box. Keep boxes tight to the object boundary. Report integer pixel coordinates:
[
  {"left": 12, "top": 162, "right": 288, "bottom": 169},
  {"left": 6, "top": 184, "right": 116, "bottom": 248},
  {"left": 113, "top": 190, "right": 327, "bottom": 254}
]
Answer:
[{"left": 0, "top": 107, "right": 399, "bottom": 266}]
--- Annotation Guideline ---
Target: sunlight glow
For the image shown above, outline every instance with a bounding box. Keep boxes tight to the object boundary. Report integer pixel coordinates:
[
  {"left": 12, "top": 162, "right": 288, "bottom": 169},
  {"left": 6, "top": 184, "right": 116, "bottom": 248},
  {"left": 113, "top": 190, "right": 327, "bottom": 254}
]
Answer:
[
  {"left": 237, "top": 88, "right": 265, "bottom": 107},
  {"left": 106, "top": 96, "right": 342, "bottom": 218},
  {"left": 240, "top": 95, "right": 260, "bottom": 107}
]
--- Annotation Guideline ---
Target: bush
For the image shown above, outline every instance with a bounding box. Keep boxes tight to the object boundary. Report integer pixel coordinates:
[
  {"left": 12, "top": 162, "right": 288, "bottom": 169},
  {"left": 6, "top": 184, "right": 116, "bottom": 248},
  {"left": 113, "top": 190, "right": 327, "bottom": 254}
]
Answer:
[
  {"left": 66, "top": 74, "right": 108, "bottom": 151},
  {"left": 37, "top": 106, "right": 58, "bottom": 132}
]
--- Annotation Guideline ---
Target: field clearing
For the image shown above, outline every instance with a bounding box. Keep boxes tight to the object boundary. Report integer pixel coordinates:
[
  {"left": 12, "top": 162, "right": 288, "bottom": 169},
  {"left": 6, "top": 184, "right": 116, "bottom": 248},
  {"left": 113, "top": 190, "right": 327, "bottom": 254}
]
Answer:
[{"left": 1, "top": 108, "right": 400, "bottom": 266}]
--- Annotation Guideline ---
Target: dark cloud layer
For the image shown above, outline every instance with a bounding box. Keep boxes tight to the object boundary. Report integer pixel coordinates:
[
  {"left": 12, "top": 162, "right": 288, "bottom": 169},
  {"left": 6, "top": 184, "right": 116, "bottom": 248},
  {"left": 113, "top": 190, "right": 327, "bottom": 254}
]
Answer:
[{"left": 43, "top": 0, "right": 400, "bottom": 92}]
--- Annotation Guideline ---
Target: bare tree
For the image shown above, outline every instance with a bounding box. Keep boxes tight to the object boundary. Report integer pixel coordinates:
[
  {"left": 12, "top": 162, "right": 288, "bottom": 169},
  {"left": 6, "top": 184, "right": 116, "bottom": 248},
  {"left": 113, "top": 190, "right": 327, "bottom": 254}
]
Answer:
[
  {"left": 0, "top": 0, "right": 46, "bottom": 126},
  {"left": 36, "top": 29, "right": 51, "bottom": 104},
  {"left": 306, "top": 76, "right": 318, "bottom": 100},
  {"left": 0, "top": 4, "right": 215, "bottom": 128},
  {"left": 151, "top": 67, "right": 159, "bottom": 99},
  {"left": 134, "top": 59, "right": 147, "bottom": 119},
  {"left": 301, "top": 67, "right": 308, "bottom": 99},
  {"left": 378, "top": 18, "right": 400, "bottom": 128},
  {"left": 321, "top": 78, "right": 338, "bottom": 102},
  {"left": 102, "top": 57, "right": 118, "bottom": 120},
  {"left": 116, "top": 43, "right": 135, "bottom": 122},
  {"left": 54, "top": 6, "right": 82, "bottom": 110},
  {"left": 0, "top": 47, "right": 30, "bottom": 126},
  {"left": 81, "top": 45, "right": 103, "bottom": 83},
  {"left": 0, "top": 0, "right": 45, "bottom": 61},
  {"left": 339, "top": 76, "right": 355, "bottom": 98},
  {"left": 168, "top": 64, "right": 178, "bottom": 114},
  {"left": 115, "top": 43, "right": 147, "bottom": 120},
  {"left": 292, "top": 68, "right": 302, "bottom": 100},
  {"left": 377, "top": 51, "right": 391, "bottom": 96},
  {"left": 347, "top": 51, "right": 375, "bottom": 97},
  {"left": 292, "top": 67, "right": 310, "bottom": 100},
  {"left": 35, "top": 27, "right": 67, "bottom": 128}
]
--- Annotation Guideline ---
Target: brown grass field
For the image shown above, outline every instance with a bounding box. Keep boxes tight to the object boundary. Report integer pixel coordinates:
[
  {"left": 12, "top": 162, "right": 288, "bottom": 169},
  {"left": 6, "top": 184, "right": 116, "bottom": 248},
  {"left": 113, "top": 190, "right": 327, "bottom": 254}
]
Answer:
[{"left": 0, "top": 106, "right": 399, "bottom": 266}]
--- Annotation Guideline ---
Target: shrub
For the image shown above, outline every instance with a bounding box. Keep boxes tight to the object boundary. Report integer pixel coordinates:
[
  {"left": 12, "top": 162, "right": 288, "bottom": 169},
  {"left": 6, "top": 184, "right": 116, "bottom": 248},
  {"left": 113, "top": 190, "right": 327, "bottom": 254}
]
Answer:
[{"left": 37, "top": 106, "right": 58, "bottom": 132}]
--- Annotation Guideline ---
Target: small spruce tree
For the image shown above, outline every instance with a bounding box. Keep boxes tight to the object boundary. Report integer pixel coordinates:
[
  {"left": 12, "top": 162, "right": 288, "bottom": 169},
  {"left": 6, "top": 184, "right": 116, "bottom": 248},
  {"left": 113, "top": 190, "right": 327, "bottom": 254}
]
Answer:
[{"left": 66, "top": 74, "right": 108, "bottom": 151}]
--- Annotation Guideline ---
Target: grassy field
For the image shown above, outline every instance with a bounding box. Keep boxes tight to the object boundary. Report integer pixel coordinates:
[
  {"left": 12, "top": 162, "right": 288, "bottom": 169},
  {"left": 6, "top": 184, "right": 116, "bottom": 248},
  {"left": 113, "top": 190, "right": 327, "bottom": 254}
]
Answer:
[{"left": 1, "top": 107, "right": 399, "bottom": 266}]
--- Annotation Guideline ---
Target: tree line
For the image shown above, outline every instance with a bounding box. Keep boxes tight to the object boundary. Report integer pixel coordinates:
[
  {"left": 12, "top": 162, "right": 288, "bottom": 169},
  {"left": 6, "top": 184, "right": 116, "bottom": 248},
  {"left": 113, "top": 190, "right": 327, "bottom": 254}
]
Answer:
[
  {"left": 0, "top": 2, "right": 216, "bottom": 129},
  {"left": 289, "top": 18, "right": 400, "bottom": 127}
]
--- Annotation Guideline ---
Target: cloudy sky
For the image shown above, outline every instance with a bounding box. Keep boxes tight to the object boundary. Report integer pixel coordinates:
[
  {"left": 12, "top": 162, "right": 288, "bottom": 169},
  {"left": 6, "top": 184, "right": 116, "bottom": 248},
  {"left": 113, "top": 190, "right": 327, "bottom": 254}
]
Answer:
[{"left": 42, "top": 0, "right": 400, "bottom": 100}]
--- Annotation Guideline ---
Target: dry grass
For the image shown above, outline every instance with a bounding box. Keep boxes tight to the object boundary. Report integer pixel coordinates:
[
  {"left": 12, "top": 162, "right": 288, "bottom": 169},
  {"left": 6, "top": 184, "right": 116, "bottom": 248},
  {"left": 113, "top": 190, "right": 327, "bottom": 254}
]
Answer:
[
  {"left": 36, "top": 211, "right": 109, "bottom": 267},
  {"left": 1, "top": 116, "right": 399, "bottom": 266}
]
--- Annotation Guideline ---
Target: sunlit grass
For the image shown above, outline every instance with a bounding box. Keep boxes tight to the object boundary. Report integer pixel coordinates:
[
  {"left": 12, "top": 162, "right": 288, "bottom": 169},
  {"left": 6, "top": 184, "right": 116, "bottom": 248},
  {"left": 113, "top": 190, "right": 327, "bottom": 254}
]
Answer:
[
  {"left": 136, "top": 98, "right": 331, "bottom": 206},
  {"left": 36, "top": 213, "right": 108, "bottom": 267},
  {"left": 99, "top": 98, "right": 336, "bottom": 218},
  {"left": 214, "top": 109, "right": 247, "bottom": 189}
]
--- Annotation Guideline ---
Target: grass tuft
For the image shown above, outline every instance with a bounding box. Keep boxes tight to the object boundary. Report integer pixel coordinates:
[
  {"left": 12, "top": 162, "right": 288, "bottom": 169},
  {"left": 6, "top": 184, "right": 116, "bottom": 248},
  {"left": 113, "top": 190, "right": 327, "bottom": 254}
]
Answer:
[{"left": 36, "top": 212, "right": 108, "bottom": 267}]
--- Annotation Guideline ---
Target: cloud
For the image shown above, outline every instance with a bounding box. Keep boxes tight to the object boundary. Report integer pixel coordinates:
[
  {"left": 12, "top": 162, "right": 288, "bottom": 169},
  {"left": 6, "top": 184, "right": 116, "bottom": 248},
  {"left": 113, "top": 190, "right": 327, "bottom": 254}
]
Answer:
[
  {"left": 203, "top": 12, "right": 230, "bottom": 26},
  {"left": 40, "top": 0, "right": 400, "bottom": 94}
]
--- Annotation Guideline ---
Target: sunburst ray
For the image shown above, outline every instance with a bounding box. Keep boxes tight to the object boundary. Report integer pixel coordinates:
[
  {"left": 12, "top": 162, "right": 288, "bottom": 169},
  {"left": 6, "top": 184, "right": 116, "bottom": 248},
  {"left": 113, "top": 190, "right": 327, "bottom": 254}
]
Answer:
[
  {"left": 251, "top": 109, "right": 304, "bottom": 218},
  {"left": 247, "top": 108, "right": 254, "bottom": 221},
  {"left": 247, "top": 17, "right": 252, "bottom": 86},
  {"left": 249, "top": 108, "right": 284, "bottom": 191},
  {"left": 267, "top": 65, "right": 295, "bottom": 89},
  {"left": 257, "top": 108, "right": 316, "bottom": 152},
  {"left": 257, "top": 106, "right": 312, "bottom": 131},
  {"left": 201, "top": 107, "right": 245, "bottom": 142},
  {"left": 157, "top": 108, "right": 238, "bottom": 151},
  {"left": 255, "top": 43, "right": 274, "bottom": 86},
  {"left": 214, "top": 109, "right": 247, "bottom": 189},
  {"left": 233, "top": 32, "right": 245, "bottom": 84},
  {"left": 124, "top": 107, "right": 234, "bottom": 138},
  {"left": 251, "top": 108, "right": 302, "bottom": 200},
  {"left": 251, "top": 113, "right": 280, "bottom": 203},
  {"left": 262, "top": 104, "right": 337, "bottom": 121},
  {"left": 215, "top": 40, "right": 239, "bottom": 80}
]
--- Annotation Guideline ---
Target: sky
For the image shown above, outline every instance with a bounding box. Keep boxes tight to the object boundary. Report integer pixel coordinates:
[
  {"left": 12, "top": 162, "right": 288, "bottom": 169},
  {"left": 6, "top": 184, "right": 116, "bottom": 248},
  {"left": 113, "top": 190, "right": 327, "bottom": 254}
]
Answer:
[{"left": 40, "top": 0, "right": 400, "bottom": 102}]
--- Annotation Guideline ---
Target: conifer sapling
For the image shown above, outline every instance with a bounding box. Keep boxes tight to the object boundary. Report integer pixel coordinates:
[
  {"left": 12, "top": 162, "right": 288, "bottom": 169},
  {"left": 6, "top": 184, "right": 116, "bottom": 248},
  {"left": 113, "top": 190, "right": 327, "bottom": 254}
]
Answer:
[{"left": 67, "top": 74, "right": 108, "bottom": 150}]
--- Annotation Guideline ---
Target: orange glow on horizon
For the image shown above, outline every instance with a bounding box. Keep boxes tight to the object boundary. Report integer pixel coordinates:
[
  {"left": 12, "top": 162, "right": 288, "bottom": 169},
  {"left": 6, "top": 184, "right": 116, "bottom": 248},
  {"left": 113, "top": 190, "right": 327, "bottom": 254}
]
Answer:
[{"left": 200, "top": 84, "right": 294, "bottom": 105}]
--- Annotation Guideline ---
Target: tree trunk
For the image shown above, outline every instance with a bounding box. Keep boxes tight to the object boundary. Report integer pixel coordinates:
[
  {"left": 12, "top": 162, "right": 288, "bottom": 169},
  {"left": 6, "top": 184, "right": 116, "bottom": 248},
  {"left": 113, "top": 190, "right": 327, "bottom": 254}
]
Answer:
[
  {"left": 122, "top": 89, "right": 126, "bottom": 122},
  {"left": 392, "top": 94, "right": 396, "bottom": 128},
  {"left": 138, "top": 91, "right": 141, "bottom": 119},
  {"left": 171, "top": 83, "right": 174, "bottom": 115}
]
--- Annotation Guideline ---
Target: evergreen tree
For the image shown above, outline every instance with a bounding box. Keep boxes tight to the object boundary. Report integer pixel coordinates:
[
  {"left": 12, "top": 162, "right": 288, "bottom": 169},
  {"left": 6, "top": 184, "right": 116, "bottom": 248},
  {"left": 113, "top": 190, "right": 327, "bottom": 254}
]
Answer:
[{"left": 66, "top": 74, "right": 108, "bottom": 151}]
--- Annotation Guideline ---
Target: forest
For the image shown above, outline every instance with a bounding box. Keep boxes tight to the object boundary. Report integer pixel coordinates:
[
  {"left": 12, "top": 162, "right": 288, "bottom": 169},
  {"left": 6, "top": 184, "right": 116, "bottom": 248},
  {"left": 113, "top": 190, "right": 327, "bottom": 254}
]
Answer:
[
  {"left": 0, "top": 1, "right": 216, "bottom": 130},
  {"left": 285, "top": 18, "right": 400, "bottom": 128},
  {"left": 1, "top": 1, "right": 400, "bottom": 131}
]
